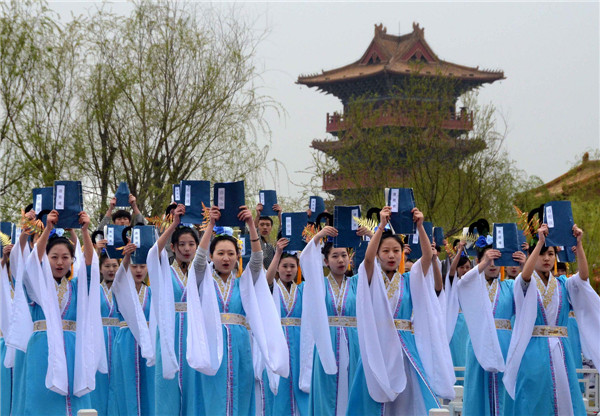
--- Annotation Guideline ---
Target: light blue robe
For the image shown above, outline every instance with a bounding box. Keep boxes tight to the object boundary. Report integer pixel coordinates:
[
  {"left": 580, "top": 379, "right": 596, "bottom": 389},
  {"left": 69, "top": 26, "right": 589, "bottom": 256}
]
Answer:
[
  {"left": 347, "top": 272, "right": 441, "bottom": 415},
  {"left": 108, "top": 285, "right": 154, "bottom": 416},
  {"left": 513, "top": 275, "right": 586, "bottom": 416},
  {"left": 194, "top": 276, "right": 255, "bottom": 416},
  {"left": 463, "top": 279, "right": 515, "bottom": 416},
  {"left": 89, "top": 283, "right": 117, "bottom": 414},
  {"left": 0, "top": 338, "right": 12, "bottom": 416},
  {"left": 308, "top": 275, "right": 359, "bottom": 416},
  {"left": 264, "top": 281, "right": 307, "bottom": 416},
  {"left": 449, "top": 312, "right": 468, "bottom": 385},
  {"left": 22, "top": 277, "right": 92, "bottom": 416}
]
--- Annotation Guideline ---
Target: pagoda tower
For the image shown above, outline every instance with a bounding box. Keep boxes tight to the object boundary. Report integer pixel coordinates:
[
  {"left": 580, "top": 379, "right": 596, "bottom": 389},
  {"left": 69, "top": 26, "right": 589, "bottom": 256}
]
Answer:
[{"left": 298, "top": 23, "right": 504, "bottom": 198}]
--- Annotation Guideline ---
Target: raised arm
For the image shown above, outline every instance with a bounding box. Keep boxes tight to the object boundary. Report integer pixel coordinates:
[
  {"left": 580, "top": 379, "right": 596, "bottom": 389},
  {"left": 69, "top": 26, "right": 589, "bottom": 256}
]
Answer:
[
  {"left": 477, "top": 249, "right": 501, "bottom": 274},
  {"left": 253, "top": 204, "right": 263, "bottom": 228},
  {"left": 157, "top": 204, "right": 184, "bottom": 254},
  {"left": 239, "top": 206, "right": 261, "bottom": 253},
  {"left": 413, "top": 208, "right": 432, "bottom": 276},
  {"left": 522, "top": 224, "right": 548, "bottom": 282},
  {"left": 449, "top": 241, "right": 466, "bottom": 278},
  {"left": 266, "top": 238, "right": 288, "bottom": 286},
  {"left": 37, "top": 210, "right": 58, "bottom": 260},
  {"left": 121, "top": 242, "right": 137, "bottom": 271},
  {"left": 431, "top": 244, "right": 443, "bottom": 292},
  {"left": 79, "top": 211, "right": 94, "bottom": 266},
  {"left": 364, "top": 206, "right": 391, "bottom": 284},
  {"left": 572, "top": 224, "right": 588, "bottom": 281},
  {"left": 312, "top": 225, "right": 338, "bottom": 247}
]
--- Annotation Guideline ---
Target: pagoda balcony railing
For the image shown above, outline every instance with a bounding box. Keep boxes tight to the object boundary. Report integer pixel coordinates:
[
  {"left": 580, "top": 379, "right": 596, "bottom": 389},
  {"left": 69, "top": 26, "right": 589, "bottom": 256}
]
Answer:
[
  {"left": 326, "top": 108, "right": 474, "bottom": 133},
  {"left": 322, "top": 171, "right": 405, "bottom": 192}
]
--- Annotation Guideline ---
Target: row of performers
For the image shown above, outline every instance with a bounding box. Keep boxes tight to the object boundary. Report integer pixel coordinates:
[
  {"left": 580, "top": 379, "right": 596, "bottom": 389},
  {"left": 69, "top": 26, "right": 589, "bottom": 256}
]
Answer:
[{"left": 0, "top": 203, "right": 598, "bottom": 416}]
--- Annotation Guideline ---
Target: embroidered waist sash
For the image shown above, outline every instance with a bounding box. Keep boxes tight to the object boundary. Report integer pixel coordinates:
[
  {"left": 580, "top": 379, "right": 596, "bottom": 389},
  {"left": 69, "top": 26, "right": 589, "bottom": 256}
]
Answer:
[
  {"left": 281, "top": 318, "right": 301, "bottom": 326},
  {"left": 495, "top": 319, "right": 512, "bottom": 331},
  {"left": 175, "top": 302, "right": 187, "bottom": 312},
  {"left": 532, "top": 325, "right": 568, "bottom": 338},
  {"left": 33, "top": 320, "right": 76, "bottom": 332},
  {"left": 394, "top": 319, "right": 413, "bottom": 332},
  {"left": 102, "top": 317, "right": 120, "bottom": 327},
  {"left": 328, "top": 316, "right": 357, "bottom": 327},
  {"left": 221, "top": 313, "right": 249, "bottom": 329}
]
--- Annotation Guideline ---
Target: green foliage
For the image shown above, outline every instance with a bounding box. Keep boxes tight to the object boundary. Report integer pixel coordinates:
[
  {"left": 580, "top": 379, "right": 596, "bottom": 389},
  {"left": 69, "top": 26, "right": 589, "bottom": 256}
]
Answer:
[{"left": 0, "top": 0, "right": 275, "bottom": 221}]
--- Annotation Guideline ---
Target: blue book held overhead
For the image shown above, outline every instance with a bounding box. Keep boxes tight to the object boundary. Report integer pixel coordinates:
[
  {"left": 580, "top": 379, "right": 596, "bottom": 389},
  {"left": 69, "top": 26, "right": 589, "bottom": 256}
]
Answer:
[
  {"left": 433, "top": 227, "right": 445, "bottom": 247},
  {"left": 173, "top": 184, "right": 182, "bottom": 204},
  {"left": 130, "top": 225, "right": 158, "bottom": 265},
  {"left": 407, "top": 221, "right": 433, "bottom": 260},
  {"left": 259, "top": 190, "right": 278, "bottom": 216},
  {"left": 556, "top": 245, "right": 576, "bottom": 263},
  {"left": 281, "top": 212, "right": 308, "bottom": 251},
  {"left": 104, "top": 224, "right": 126, "bottom": 260},
  {"left": 180, "top": 180, "right": 211, "bottom": 224},
  {"left": 214, "top": 181, "right": 245, "bottom": 228},
  {"left": 115, "top": 182, "right": 130, "bottom": 207},
  {"left": 308, "top": 196, "right": 325, "bottom": 222},
  {"left": 543, "top": 201, "right": 577, "bottom": 250},
  {"left": 333, "top": 205, "right": 361, "bottom": 250},
  {"left": 53, "top": 181, "right": 83, "bottom": 229},
  {"left": 385, "top": 187, "right": 415, "bottom": 235},
  {"left": 32, "top": 187, "right": 54, "bottom": 214},
  {"left": 517, "top": 229, "right": 527, "bottom": 253},
  {"left": 493, "top": 223, "right": 520, "bottom": 267}
]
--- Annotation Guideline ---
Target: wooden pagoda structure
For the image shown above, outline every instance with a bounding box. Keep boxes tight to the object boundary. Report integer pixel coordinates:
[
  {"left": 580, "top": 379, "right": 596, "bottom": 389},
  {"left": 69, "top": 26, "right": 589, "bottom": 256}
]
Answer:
[{"left": 298, "top": 23, "right": 504, "bottom": 195}]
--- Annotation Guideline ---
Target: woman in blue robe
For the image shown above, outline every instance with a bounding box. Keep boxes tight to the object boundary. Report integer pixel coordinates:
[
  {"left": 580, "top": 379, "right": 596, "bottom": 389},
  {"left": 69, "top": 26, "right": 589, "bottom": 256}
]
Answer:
[
  {"left": 504, "top": 223, "right": 599, "bottom": 416},
  {"left": 20, "top": 210, "right": 95, "bottom": 416},
  {"left": 457, "top": 244, "right": 522, "bottom": 416},
  {"left": 445, "top": 241, "right": 473, "bottom": 386},
  {"left": 89, "top": 253, "right": 119, "bottom": 415},
  {"left": 189, "top": 204, "right": 267, "bottom": 416},
  {"left": 299, "top": 224, "right": 360, "bottom": 416},
  {"left": 264, "top": 238, "right": 307, "bottom": 416},
  {"left": 152, "top": 205, "right": 200, "bottom": 415},
  {"left": 347, "top": 206, "right": 454, "bottom": 415},
  {"left": 108, "top": 243, "right": 154, "bottom": 416}
]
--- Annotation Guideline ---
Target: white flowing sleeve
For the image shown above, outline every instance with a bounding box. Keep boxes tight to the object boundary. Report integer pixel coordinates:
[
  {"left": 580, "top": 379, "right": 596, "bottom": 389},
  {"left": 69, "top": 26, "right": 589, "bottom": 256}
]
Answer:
[
  {"left": 240, "top": 265, "right": 289, "bottom": 378},
  {"left": 26, "top": 246, "right": 68, "bottom": 395},
  {"left": 186, "top": 259, "right": 222, "bottom": 375},
  {"left": 146, "top": 243, "right": 178, "bottom": 379},
  {"left": 298, "top": 240, "right": 337, "bottom": 392},
  {"left": 5, "top": 244, "right": 33, "bottom": 365},
  {"left": 456, "top": 267, "right": 504, "bottom": 372},
  {"left": 503, "top": 273, "right": 538, "bottom": 399},
  {"left": 356, "top": 260, "right": 406, "bottom": 402},
  {"left": 112, "top": 264, "right": 154, "bottom": 362},
  {"left": 410, "top": 258, "right": 456, "bottom": 400},
  {"left": 444, "top": 272, "right": 460, "bottom": 342},
  {"left": 566, "top": 274, "right": 600, "bottom": 370}
]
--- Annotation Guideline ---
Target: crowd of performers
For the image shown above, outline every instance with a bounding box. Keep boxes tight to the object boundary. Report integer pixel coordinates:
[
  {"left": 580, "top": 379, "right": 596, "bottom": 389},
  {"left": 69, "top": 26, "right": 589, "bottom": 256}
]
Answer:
[{"left": 0, "top": 189, "right": 599, "bottom": 416}]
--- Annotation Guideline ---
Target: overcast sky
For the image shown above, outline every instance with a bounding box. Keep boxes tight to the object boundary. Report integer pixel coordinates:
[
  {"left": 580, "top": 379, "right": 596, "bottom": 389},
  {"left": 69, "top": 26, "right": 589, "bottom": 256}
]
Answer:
[{"left": 52, "top": 1, "right": 600, "bottom": 199}]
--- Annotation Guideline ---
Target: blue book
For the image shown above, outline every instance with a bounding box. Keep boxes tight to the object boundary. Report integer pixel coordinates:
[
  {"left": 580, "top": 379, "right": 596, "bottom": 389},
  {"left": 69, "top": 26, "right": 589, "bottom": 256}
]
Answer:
[
  {"left": 259, "top": 190, "right": 278, "bottom": 216},
  {"left": 407, "top": 221, "right": 433, "bottom": 260},
  {"left": 32, "top": 187, "right": 54, "bottom": 214},
  {"left": 53, "top": 181, "right": 83, "bottom": 229},
  {"left": 130, "top": 225, "right": 158, "bottom": 265},
  {"left": 173, "top": 184, "right": 182, "bottom": 204},
  {"left": 493, "top": 223, "right": 520, "bottom": 267},
  {"left": 281, "top": 212, "right": 308, "bottom": 251},
  {"left": 214, "top": 181, "right": 245, "bottom": 228},
  {"left": 104, "top": 224, "right": 126, "bottom": 260},
  {"left": 307, "top": 196, "right": 325, "bottom": 222},
  {"left": 115, "top": 182, "right": 130, "bottom": 207},
  {"left": 0, "top": 222, "right": 14, "bottom": 259},
  {"left": 557, "top": 245, "right": 576, "bottom": 263},
  {"left": 433, "top": 227, "right": 445, "bottom": 247},
  {"left": 385, "top": 188, "right": 416, "bottom": 235},
  {"left": 238, "top": 233, "right": 251, "bottom": 269},
  {"left": 333, "top": 206, "right": 361, "bottom": 249},
  {"left": 352, "top": 240, "right": 369, "bottom": 271},
  {"left": 517, "top": 229, "right": 527, "bottom": 253},
  {"left": 180, "top": 180, "right": 211, "bottom": 224},
  {"left": 543, "top": 201, "right": 577, "bottom": 250}
]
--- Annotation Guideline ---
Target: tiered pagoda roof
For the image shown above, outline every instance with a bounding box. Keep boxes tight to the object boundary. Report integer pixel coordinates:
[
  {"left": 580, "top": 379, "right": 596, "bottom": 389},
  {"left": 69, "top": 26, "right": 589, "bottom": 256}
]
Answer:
[{"left": 297, "top": 22, "right": 504, "bottom": 102}]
